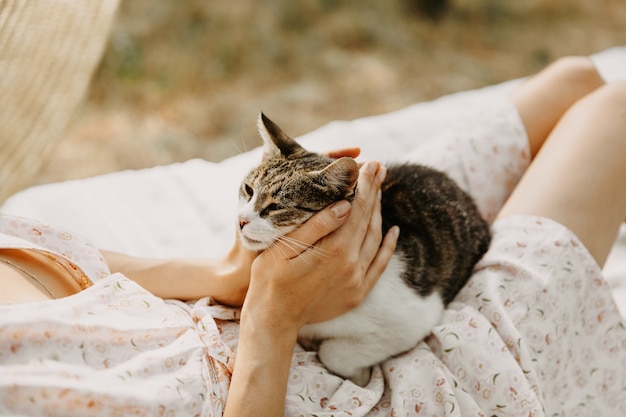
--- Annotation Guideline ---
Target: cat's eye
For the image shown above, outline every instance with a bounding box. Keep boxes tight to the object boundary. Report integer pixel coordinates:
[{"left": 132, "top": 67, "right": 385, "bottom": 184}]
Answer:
[
  {"left": 260, "top": 203, "right": 281, "bottom": 216},
  {"left": 266, "top": 203, "right": 279, "bottom": 212},
  {"left": 243, "top": 184, "right": 254, "bottom": 199}
]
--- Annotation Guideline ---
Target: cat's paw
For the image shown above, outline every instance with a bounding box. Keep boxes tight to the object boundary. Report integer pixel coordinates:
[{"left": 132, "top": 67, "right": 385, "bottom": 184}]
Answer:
[
  {"left": 318, "top": 339, "right": 373, "bottom": 387},
  {"left": 347, "top": 367, "right": 372, "bottom": 387}
]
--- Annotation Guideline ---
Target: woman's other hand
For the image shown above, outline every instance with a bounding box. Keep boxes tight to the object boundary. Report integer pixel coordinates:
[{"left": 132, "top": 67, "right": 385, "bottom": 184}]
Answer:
[{"left": 325, "top": 147, "right": 361, "bottom": 159}]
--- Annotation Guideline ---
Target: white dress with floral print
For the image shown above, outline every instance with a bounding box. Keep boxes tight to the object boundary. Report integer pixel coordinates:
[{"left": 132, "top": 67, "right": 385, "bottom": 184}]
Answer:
[{"left": 1, "top": 97, "right": 625, "bottom": 416}]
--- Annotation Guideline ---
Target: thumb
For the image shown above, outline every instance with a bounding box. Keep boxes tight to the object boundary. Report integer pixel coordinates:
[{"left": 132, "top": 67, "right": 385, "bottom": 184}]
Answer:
[{"left": 269, "top": 200, "right": 352, "bottom": 259}]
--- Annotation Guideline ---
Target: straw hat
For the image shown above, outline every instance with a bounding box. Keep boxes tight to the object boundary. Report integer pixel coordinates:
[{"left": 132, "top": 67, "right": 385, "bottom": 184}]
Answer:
[{"left": 0, "top": 0, "right": 119, "bottom": 204}]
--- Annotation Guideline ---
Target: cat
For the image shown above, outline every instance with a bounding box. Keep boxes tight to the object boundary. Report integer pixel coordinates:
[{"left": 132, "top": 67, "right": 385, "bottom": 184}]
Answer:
[{"left": 237, "top": 113, "right": 491, "bottom": 386}]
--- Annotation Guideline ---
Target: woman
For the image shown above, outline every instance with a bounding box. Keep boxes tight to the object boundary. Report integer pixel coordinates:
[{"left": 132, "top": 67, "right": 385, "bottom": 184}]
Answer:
[{"left": 1, "top": 56, "right": 625, "bottom": 416}]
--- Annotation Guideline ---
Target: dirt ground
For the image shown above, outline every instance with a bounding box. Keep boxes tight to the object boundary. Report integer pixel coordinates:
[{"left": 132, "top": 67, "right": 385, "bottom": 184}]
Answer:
[{"left": 35, "top": 0, "right": 626, "bottom": 185}]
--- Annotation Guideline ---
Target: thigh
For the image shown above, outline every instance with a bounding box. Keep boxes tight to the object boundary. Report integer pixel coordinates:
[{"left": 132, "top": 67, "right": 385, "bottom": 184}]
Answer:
[{"left": 498, "top": 81, "right": 626, "bottom": 267}]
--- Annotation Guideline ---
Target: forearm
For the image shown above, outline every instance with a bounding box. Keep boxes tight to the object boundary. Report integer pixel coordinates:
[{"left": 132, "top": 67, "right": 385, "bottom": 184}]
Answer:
[
  {"left": 224, "top": 312, "right": 298, "bottom": 417},
  {"left": 101, "top": 250, "right": 247, "bottom": 304}
]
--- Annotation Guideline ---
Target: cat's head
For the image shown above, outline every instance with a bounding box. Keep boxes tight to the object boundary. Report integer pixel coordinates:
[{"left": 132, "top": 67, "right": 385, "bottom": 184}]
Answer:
[{"left": 237, "top": 113, "right": 359, "bottom": 251}]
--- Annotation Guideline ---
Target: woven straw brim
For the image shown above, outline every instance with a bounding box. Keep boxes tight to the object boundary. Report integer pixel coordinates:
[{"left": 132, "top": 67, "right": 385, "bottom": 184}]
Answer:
[{"left": 0, "top": 0, "right": 119, "bottom": 204}]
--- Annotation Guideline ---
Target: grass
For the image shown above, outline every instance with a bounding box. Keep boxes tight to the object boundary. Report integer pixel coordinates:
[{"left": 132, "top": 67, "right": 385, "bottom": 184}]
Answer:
[{"left": 37, "top": 0, "right": 626, "bottom": 184}]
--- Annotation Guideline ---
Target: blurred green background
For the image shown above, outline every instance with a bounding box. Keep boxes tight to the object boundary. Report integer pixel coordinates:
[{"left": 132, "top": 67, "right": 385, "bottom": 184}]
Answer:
[{"left": 38, "top": 0, "right": 626, "bottom": 184}]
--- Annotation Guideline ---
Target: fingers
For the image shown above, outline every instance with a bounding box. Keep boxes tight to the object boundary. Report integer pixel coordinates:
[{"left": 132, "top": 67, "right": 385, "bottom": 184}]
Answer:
[
  {"left": 268, "top": 200, "right": 352, "bottom": 259},
  {"left": 356, "top": 187, "right": 384, "bottom": 264},
  {"left": 349, "top": 165, "right": 395, "bottom": 299},
  {"left": 345, "top": 162, "right": 387, "bottom": 248},
  {"left": 246, "top": 158, "right": 400, "bottom": 327},
  {"left": 325, "top": 147, "right": 361, "bottom": 159},
  {"left": 363, "top": 226, "right": 399, "bottom": 292}
]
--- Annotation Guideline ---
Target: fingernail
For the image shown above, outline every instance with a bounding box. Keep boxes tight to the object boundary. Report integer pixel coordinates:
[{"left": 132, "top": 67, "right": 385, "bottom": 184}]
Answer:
[
  {"left": 331, "top": 200, "right": 351, "bottom": 219},
  {"left": 390, "top": 225, "right": 400, "bottom": 239}
]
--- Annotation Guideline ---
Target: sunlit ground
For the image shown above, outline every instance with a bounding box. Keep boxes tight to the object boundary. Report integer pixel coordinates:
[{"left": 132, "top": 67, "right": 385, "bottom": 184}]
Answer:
[{"left": 36, "top": 0, "right": 626, "bottom": 185}]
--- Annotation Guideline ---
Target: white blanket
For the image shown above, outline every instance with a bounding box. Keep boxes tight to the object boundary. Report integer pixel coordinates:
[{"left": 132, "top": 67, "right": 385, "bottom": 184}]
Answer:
[{"left": 3, "top": 46, "right": 626, "bottom": 317}]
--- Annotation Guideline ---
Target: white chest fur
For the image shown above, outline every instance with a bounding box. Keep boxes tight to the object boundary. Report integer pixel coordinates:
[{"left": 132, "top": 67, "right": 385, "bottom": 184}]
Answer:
[{"left": 298, "top": 253, "right": 444, "bottom": 385}]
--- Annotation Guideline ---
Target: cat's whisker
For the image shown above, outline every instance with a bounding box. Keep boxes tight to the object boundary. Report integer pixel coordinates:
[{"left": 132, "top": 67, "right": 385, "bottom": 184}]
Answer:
[
  {"left": 267, "top": 237, "right": 316, "bottom": 272},
  {"left": 273, "top": 236, "right": 305, "bottom": 259},
  {"left": 270, "top": 237, "right": 318, "bottom": 267},
  {"left": 277, "top": 235, "right": 308, "bottom": 251},
  {"left": 227, "top": 138, "right": 244, "bottom": 155},
  {"left": 277, "top": 235, "right": 334, "bottom": 260},
  {"left": 284, "top": 235, "right": 334, "bottom": 256},
  {"left": 266, "top": 242, "right": 283, "bottom": 264}
]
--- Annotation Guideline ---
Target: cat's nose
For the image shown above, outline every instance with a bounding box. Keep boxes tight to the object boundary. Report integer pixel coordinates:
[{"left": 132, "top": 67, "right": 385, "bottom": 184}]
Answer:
[{"left": 239, "top": 217, "right": 249, "bottom": 230}]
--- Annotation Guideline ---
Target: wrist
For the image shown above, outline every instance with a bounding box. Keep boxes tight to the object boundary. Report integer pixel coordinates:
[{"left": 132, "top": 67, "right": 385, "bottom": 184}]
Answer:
[
  {"left": 225, "top": 306, "right": 298, "bottom": 417},
  {"left": 240, "top": 303, "right": 300, "bottom": 346}
]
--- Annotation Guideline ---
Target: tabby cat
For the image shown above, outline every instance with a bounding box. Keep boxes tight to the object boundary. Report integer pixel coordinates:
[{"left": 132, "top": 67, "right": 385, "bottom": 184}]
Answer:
[{"left": 237, "top": 113, "right": 491, "bottom": 386}]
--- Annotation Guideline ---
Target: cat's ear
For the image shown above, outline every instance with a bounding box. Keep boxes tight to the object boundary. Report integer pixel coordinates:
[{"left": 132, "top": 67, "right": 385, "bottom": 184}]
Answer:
[
  {"left": 313, "top": 157, "right": 359, "bottom": 199},
  {"left": 257, "top": 113, "right": 306, "bottom": 161}
]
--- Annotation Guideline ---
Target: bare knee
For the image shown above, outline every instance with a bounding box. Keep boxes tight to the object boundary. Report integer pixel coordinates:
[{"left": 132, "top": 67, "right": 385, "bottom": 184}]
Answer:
[
  {"left": 564, "top": 80, "right": 626, "bottom": 141},
  {"left": 510, "top": 56, "right": 605, "bottom": 157},
  {"left": 544, "top": 56, "right": 605, "bottom": 92},
  {"left": 541, "top": 58, "right": 626, "bottom": 128},
  {"left": 501, "top": 76, "right": 626, "bottom": 266}
]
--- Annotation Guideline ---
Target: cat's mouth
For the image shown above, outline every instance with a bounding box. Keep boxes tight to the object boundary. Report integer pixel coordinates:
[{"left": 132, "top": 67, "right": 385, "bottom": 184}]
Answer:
[
  {"left": 243, "top": 236, "right": 262, "bottom": 245},
  {"left": 240, "top": 234, "right": 272, "bottom": 251}
]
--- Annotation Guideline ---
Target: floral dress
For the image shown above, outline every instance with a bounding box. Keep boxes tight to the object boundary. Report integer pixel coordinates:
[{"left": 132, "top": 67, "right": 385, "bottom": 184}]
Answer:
[
  {"left": 283, "top": 97, "right": 626, "bottom": 416},
  {"left": 0, "top": 215, "right": 237, "bottom": 416},
  {"left": 1, "top": 97, "right": 625, "bottom": 416}
]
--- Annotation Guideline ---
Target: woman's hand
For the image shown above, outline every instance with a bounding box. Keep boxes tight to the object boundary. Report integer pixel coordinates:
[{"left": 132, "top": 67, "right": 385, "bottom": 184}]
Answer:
[
  {"left": 213, "top": 147, "right": 366, "bottom": 307},
  {"left": 243, "top": 160, "right": 399, "bottom": 333},
  {"left": 101, "top": 227, "right": 258, "bottom": 306},
  {"left": 213, "top": 229, "right": 258, "bottom": 306},
  {"left": 225, "top": 160, "right": 398, "bottom": 417}
]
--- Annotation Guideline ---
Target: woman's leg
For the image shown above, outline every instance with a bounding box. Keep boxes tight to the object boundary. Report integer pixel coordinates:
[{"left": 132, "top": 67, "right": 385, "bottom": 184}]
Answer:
[
  {"left": 509, "top": 56, "right": 606, "bottom": 157},
  {"left": 407, "top": 56, "right": 605, "bottom": 222},
  {"left": 499, "top": 80, "right": 626, "bottom": 267}
]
